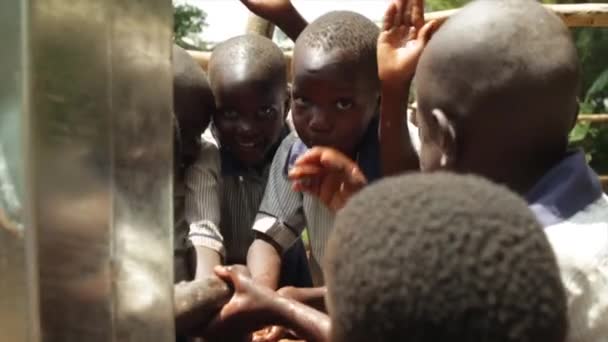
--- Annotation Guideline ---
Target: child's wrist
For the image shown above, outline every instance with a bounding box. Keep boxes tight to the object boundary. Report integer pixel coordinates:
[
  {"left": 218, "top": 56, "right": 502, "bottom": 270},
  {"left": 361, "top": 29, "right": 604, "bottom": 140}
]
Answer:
[
  {"left": 381, "top": 77, "right": 412, "bottom": 94},
  {"left": 381, "top": 82, "right": 411, "bottom": 105}
]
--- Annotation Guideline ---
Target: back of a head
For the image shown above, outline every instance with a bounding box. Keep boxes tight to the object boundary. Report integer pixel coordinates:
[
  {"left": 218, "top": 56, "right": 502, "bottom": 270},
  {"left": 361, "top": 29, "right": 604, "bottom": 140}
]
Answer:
[
  {"left": 173, "top": 45, "right": 213, "bottom": 169},
  {"left": 208, "top": 34, "right": 287, "bottom": 93},
  {"left": 416, "top": 0, "right": 580, "bottom": 158},
  {"left": 173, "top": 44, "right": 213, "bottom": 128},
  {"left": 294, "top": 11, "right": 380, "bottom": 84},
  {"left": 325, "top": 173, "right": 567, "bottom": 342}
]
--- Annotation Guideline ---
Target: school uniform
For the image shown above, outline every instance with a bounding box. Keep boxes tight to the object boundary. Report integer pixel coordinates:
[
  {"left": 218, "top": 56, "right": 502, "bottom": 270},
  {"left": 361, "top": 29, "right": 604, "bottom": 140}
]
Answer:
[
  {"left": 526, "top": 151, "right": 608, "bottom": 342},
  {"left": 186, "top": 129, "right": 311, "bottom": 287},
  {"left": 253, "top": 117, "right": 382, "bottom": 285}
]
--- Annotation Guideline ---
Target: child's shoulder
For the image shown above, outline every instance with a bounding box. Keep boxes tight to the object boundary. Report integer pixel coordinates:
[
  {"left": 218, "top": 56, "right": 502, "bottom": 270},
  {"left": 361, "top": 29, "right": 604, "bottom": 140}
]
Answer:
[{"left": 191, "top": 129, "right": 221, "bottom": 171}]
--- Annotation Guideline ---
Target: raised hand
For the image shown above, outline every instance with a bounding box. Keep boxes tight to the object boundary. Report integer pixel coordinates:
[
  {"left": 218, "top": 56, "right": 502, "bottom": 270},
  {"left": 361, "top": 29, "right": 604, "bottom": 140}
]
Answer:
[
  {"left": 378, "top": 0, "right": 437, "bottom": 88},
  {"left": 288, "top": 147, "right": 367, "bottom": 212},
  {"left": 239, "top": 0, "right": 293, "bottom": 21}
]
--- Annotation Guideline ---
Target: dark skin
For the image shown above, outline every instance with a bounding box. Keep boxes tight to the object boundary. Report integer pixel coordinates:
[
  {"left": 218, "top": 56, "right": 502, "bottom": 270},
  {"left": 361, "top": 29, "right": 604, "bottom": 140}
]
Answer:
[
  {"left": 413, "top": 0, "right": 579, "bottom": 195},
  {"left": 211, "top": 74, "right": 288, "bottom": 168},
  {"left": 207, "top": 265, "right": 330, "bottom": 342},
  {"left": 378, "top": 0, "right": 435, "bottom": 176},
  {"left": 239, "top": 0, "right": 307, "bottom": 41},
  {"left": 246, "top": 47, "right": 380, "bottom": 342},
  {"left": 193, "top": 64, "right": 289, "bottom": 281},
  {"left": 278, "top": 0, "right": 435, "bottom": 212},
  {"left": 289, "top": 0, "right": 581, "bottom": 209},
  {"left": 248, "top": 45, "right": 380, "bottom": 290}
]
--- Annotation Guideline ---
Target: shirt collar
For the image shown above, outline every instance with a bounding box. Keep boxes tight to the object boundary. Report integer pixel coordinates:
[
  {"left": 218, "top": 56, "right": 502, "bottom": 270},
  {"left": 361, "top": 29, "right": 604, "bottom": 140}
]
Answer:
[
  {"left": 526, "top": 150, "right": 603, "bottom": 226},
  {"left": 286, "top": 116, "right": 381, "bottom": 183}
]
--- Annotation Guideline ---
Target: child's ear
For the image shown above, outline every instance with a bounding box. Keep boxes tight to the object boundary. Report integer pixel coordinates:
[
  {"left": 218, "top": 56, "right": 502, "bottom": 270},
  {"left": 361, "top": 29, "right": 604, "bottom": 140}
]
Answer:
[{"left": 431, "top": 108, "right": 457, "bottom": 168}]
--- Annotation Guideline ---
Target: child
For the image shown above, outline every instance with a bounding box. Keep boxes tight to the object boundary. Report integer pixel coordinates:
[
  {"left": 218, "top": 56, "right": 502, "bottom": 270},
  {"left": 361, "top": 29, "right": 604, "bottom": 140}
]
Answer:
[
  {"left": 172, "top": 44, "right": 231, "bottom": 340},
  {"left": 292, "top": 1, "right": 608, "bottom": 340},
  {"left": 172, "top": 44, "right": 215, "bottom": 284},
  {"left": 185, "top": 34, "right": 311, "bottom": 288},
  {"left": 212, "top": 173, "right": 568, "bottom": 342},
  {"left": 248, "top": 10, "right": 383, "bottom": 290}
]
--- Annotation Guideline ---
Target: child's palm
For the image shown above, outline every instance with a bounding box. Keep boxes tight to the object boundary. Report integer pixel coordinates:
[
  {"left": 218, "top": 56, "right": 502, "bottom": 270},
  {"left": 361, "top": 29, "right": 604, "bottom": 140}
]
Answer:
[
  {"left": 377, "top": 0, "right": 436, "bottom": 87},
  {"left": 378, "top": 27, "right": 426, "bottom": 84}
]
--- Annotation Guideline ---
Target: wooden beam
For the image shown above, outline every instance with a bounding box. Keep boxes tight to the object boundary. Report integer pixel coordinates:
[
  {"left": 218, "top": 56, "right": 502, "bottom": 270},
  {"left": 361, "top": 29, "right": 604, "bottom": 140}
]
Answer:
[{"left": 578, "top": 114, "right": 608, "bottom": 123}]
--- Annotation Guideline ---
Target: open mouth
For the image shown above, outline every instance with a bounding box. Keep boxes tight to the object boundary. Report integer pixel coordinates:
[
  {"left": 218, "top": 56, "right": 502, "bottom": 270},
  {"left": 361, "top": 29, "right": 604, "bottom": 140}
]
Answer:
[{"left": 236, "top": 137, "right": 264, "bottom": 151}]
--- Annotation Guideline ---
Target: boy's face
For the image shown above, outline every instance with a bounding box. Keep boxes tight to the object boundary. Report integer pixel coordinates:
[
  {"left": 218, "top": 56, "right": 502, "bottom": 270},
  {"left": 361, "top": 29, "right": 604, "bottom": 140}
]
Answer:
[
  {"left": 212, "top": 75, "right": 287, "bottom": 167},
  {"left": 291, "top": 47, "right": 378, "bottom": 155}
]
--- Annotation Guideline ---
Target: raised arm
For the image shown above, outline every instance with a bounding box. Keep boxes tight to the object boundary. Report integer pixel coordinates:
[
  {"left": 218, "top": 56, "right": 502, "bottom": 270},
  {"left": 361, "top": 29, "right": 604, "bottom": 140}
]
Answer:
[
  {"left": 239, "top": 0, "right": 308, "bottom": 41},
  {"left": 378, "top": 0, "right": 436, "bottom": 176}
]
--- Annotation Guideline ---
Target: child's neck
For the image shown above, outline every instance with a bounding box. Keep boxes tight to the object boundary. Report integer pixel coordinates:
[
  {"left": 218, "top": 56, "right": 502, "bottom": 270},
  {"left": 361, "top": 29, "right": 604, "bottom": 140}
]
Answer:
[{"left": 462, "top": 150, "right": 566, "bottom": 197}]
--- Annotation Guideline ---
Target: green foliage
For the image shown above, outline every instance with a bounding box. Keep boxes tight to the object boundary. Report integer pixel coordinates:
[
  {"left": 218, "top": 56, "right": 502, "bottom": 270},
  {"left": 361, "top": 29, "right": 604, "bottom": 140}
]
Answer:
[{"left": 173, "top": 4, "right": 207, "bottom": 50}]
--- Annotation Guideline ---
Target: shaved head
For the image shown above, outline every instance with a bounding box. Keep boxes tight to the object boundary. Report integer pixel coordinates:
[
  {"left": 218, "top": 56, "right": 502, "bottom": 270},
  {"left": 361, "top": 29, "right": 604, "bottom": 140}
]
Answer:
[
  {"left": 208, "top": 34, "right": 286, "bottom": 96},
  {"left": 173, "top": 45, "right": 214, "bottom": 171},
  {"left": 415, "top": 0, "right": 580, "bottom": 185}
]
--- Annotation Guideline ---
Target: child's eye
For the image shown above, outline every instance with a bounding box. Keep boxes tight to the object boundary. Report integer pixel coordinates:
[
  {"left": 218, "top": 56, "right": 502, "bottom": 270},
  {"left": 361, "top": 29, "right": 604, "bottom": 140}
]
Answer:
[
  {"left": 336, "top": 99, "right": 353, "bottom": 111},
  {"left": 294, "top": 97, "right": 310, "bottom": 107},
  {"left": 258, "top": 106, "right": 277, "bottom": 119},
  {"left": 222, "top": 110, "right": 239, "bottom": 119}
]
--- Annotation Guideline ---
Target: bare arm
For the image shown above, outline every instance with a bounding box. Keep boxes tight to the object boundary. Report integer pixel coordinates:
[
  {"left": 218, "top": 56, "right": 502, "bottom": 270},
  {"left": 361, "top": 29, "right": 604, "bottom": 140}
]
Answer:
[
  {"left": 174, "top": 277, "right": 232, "bottom": 335},
  {"left": 193, "top": 246, "right": 222, "bottom": 280},
  {"left": 279, "top": 286, "right": 327, "bottom": 312},
  {"left": 377, "top": 0, "right": 436, "bottom": 175},
  {"left": 210, "top": 265, "right": 330, "bottom": 342},
  {"left": 380, "top": 83, "right": 419, "bottom": 176},
  {"left": 247, "top": 235, "right": 283, "bottom": 290},
  {"left": 239, "top": 0, "right": 307, "bottom": 41},
  {"left": 270, "top": 295, "right": 330, "bottom": 342}
]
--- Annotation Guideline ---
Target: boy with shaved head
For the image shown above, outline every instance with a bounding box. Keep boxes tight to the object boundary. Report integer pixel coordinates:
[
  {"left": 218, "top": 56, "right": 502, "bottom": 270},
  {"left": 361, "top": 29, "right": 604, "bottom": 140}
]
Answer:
[
  {"left": 291, "top": 0, "right": 608, "bottom": 341},
  {"left": 186, "top": 34, "right": 311, "bottom": 288}
]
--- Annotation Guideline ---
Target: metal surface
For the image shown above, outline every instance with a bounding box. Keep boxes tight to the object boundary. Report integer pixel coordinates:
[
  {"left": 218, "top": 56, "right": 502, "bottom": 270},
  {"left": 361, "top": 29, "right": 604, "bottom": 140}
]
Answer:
[
  {"left": 1, "top": 0, "right": 174, "bottom": 341},
  {"left": 0, "top": 0, "right": 39, "bottom": 341}
]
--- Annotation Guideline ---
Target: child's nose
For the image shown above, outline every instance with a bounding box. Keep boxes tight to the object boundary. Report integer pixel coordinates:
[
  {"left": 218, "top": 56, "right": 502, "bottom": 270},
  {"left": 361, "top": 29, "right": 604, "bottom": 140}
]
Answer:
[
  {"left": 237, "top": 120, "right": 256, "bottom": 135},
  {"left": 309, "top": 111, "right": 332, "bottom": 132}
]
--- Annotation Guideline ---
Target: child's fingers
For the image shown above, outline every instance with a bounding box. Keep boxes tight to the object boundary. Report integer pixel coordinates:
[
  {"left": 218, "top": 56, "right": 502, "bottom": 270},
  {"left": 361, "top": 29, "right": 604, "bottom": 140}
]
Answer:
[
  {"left": 383, "top": 2, "right": 398, "bottom": 31},
  {"left": 417, "top": 19, "right": 437, "bottom": 44},
  {"left": 411, "top": 0, "right": 425, "bottom": 29},
  {"left": 293, "top": 178, "right": 321, "bottom": 198},
  {"left": 213, "top": 265, "right": 231, "bottom": 282},
  {"left": 319, "top": 151, "right": 358, "bottom": 176},
  {"left": 344, "top": 167, "right": 368, "bottom": 193},
  {"left": 318, "top": 172, "right": 343, "bottom": 207},
  {"left": 288, "top": 164, "right": 323, "bottom": 180},
  {"left": 402, "top": 0, "right": 413, "bottom": 27},
  {"left": 393, "top": 0, "right": 403, "bottom": 27},
  {"left": 293, "top": 147, "right": 326, "bottom": 166}
]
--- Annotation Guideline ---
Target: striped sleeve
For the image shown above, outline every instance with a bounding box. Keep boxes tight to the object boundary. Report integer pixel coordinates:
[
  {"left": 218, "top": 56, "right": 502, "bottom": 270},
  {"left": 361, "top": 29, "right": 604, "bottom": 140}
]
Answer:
[
  {"left": 253, "top": 133, "right": 306, "bottom": 253},
  {"left": 185, "top": 140, "right": 225, "bottom": 257}
]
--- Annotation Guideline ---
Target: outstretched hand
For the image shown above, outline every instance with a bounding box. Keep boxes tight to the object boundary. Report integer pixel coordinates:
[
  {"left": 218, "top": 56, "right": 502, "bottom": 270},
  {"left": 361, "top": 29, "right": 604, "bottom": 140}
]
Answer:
[
  {"left": 205, "top": 265, "right": 279, "bottom": 339},
  {"left": 378, "top": 0, "right": 437, "bottom": 88},
  {"left": 288, "top": 147, "right": 367, "bottom": 212}
]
